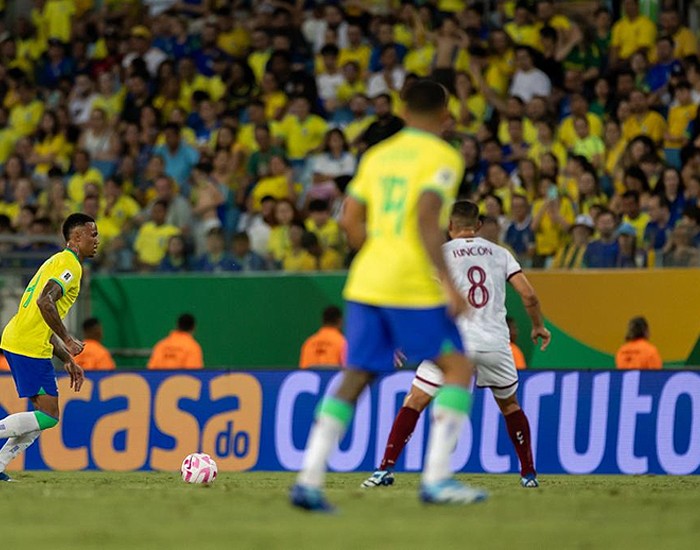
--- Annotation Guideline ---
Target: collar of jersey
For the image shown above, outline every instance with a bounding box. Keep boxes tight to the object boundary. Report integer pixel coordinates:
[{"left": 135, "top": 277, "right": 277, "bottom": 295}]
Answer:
[
  {"left": 402, "top": 126, "right": 440, "bottom": 140},
  {"left": 65, "top": 248, "right": 80, "bottom": 262}
]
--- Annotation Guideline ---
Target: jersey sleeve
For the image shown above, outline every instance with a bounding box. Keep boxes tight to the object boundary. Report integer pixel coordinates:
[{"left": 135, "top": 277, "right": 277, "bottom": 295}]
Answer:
[
  {"left": 346, "top": 154, "right": 371, "bottom": 203},
  {"left": 420, "top": 145, "right": 464, "bottom": 202},
  {"left": 505, "top": 249, "right": 523, "bottom": 280},
  {"left": 46, "top": 255, "right": 79, "bottom": 297}
]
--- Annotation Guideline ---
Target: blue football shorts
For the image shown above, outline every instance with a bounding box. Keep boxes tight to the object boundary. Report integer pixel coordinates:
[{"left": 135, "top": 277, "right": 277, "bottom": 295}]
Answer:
[
  {"left": 344, "top": 301, "right": 465, "bottom": 373},
  {"left": 2, "top": 350, "right": 58, "bottom": 398}
]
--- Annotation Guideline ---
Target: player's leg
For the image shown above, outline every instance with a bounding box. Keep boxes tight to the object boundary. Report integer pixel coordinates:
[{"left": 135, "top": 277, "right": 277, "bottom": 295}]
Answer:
[
  {"left": 295, "top": 368, "right": 374, "bottom": 491},
  {"left": 390, "top": 307, "right": 486, "bottom": 505},
  {"left": 362, "top": 362, "right": 440, "bottom": 488},
  {"left": 0, "top": 353, "right": 60, "bottom": 480},
  {"left": 494, "top": 392, "right": 537, "bottom": 487},
  {"left": 474, "top": 349, "right": 536, "bottom": 487},
  {"left": 291, "top": 302, "right": 392, "bottom": 512}
]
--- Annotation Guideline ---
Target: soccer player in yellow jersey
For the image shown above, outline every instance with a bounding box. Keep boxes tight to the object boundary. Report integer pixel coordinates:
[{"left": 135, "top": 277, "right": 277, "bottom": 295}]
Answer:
[
  {"left": 291, "top": 81, "right": 487, "bottom": 512},
  {"left": 0, "top": 213, "right": 98, "bottom": 481}
]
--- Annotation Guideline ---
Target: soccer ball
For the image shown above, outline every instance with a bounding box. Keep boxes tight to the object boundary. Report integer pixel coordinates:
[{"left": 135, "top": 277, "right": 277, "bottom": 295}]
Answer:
[{"left": 181, "top": 452, "right": 218, "bottom": 484}]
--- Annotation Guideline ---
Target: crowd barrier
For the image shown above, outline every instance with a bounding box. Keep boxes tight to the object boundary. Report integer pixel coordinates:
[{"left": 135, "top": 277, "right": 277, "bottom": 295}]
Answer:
[
  {"left": 1, "top": 369, "right": 698, "bottom": 475},
  {"left": 91, "top": 271, "right": 700, "bottom": 369}
]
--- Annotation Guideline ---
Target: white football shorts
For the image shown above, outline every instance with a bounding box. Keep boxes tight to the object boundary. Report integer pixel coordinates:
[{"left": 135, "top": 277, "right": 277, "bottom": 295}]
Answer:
[{"left": 412, "top": 348, "right": 519, "bottom": 400}]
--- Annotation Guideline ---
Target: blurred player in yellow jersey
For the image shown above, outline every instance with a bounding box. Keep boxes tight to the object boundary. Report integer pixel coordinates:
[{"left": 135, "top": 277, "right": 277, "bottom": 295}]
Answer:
[
  {"left": 291, "top": 81, "right": 487, "bottom": 512},
  {"left": 0, "top": 213, "right": 98, "bottom": 481}
]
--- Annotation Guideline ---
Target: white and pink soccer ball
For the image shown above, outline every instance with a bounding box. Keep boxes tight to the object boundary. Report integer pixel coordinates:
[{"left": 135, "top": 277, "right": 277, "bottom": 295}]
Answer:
[{"left": 181, "top": 452, "right": 218, "bottom": 484}]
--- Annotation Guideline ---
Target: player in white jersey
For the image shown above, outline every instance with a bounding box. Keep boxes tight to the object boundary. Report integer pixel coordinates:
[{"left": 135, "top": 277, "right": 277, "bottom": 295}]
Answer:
[{"left": 363, "top": 200, "right": 551, "bottom": 489}]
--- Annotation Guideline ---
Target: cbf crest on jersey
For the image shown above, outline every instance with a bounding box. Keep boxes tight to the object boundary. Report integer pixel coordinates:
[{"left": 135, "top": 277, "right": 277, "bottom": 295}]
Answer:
[{"left": 435, "top": 167, "right": 456, "bottom": 188}]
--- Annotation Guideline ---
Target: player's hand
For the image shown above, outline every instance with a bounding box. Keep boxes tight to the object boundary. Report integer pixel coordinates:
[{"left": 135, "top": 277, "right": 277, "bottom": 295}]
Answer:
[
  {"left": 64, "top": 360, "right": 84, "bottom": 392},
  {"left": 64, "top": 335, "right": 85, "bottom": 356},
  {"left": 445, "top": 283, "right": 469, "bottom": 318},
  {"left": 531, "top": 326, "right": 551, "bottom": 351}
]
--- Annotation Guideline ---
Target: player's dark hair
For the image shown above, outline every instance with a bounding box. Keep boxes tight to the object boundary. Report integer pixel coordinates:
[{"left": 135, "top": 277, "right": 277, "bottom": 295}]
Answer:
[
  {"left": 83, "top": 317, "right": 101, "bottom": 332},
  {"left": 62, "top": 213, "right": 95, "bottom": 241},
  {"left": 626, "top": 316, "right": 649, "bottom": 341},
  {"left": 451, "top": 200, "right": 480, "bottom": 228},
  {"left": 177, "top": 313, "right": 196, "bottom": 332},
  {"left": 322, "top": 306, "right": 343, "bottom": 325},
  {"left": 402, "top": 79, "right": 448, "bottom": 115}
]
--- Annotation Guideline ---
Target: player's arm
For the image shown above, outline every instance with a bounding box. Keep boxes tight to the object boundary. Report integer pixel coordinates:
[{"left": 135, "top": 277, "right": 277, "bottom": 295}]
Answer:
[
  {"left": 340, "top": 196, "right": 367, "bottom": 250},
  {"left": 50, "top": 333, "right": 85, "bottom": 392},
  {"left": 508, "top": 272, "right": 551, "bottom": 351},
  {"left": 418, "top": 191, "right": 467, "bottom": 318},
  {"left": 37, "top": 280, "right": 84, "bottom": 355}
]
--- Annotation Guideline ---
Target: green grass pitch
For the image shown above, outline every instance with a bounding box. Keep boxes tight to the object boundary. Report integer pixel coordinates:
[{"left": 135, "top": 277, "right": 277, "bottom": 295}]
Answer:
[{"left": 1, "top": 472, "right": 699, "bottom": 550}]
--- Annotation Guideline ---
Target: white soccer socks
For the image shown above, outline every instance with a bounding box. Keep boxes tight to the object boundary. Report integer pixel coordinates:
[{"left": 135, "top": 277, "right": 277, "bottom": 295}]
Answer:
[
  {"left": 422, "top": 385, "right": 472, "bottom": 485},
  {"left": 0, "top": 411, "right": 41, "bottom": 439},
  {"left": 0, "top": 430, "right": 40, "bottom": 471},
  {"left": 297, "top": 397, "right": 354, "bottom": 488}
]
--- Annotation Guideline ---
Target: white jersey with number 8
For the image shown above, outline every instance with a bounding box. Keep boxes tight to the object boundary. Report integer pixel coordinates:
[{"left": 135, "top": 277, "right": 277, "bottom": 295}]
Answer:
[{"left": 443, "top": 237, "right": 522, "bottom": 352}]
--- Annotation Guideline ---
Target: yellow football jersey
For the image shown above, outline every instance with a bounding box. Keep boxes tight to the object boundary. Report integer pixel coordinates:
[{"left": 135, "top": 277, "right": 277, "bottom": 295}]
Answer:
[
  {"left": 1, "top": 249, "right": 83, "bottom": 359},
  {"left": 343, "top": 128, "right": 464, "bottom": 307}
]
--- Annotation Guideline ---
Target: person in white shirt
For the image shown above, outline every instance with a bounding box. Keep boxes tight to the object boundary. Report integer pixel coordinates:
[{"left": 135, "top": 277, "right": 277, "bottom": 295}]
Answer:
[
  {"left": 316, "top": 44, "right": 346, "bottom": 112},
  {"left": 363, "top": 200, "right": 551, "bottom": 490},
  {"left": 367, "top": 45, "right": 406, "bottom": 98},
  {"left": 509, "top": 45, "right": 552, "bottom": 103},
  {"left": 122, "top": 26, "right": 167, "bottom": 78}
]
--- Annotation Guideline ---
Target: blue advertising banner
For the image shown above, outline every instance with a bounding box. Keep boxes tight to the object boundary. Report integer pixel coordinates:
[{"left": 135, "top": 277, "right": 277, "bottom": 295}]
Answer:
[{"left": 0, "top": 370, "right": 698, "bottom": 474}]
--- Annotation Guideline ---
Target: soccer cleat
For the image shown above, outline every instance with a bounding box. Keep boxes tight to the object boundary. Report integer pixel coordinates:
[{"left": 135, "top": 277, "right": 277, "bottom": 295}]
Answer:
[
  {"left": 0, "top": 472, "right": 15, "bottom": 482},
  {"left": 420, "top": 478, "right": 488, "bottom": 505},
  {"left": 289, "top": 484, "right": 335, "bottom": 513},
  {"left": 361, "top": 470, "right": 395, "bottom": 488},
  {"left": 520, "top": 474, "right": 539, "bottom": 488}
]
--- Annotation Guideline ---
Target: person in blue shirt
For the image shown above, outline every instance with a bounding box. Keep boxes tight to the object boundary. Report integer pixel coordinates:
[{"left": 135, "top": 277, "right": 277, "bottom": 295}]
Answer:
[
  {"left": 153, "top": 123, "right": 200, "bottom": 189},
  {"left": 193, "top": 228, "right": 240, "bottom": 272},
  {"left": 584, "top": 209, "right": 619, "bottom": 268},
  {"left": 644, "top": 195, "right": 674, "bottom": 255},
  {"left": 159, "top": 235, "right": 191, "bottom": 273},
  {"left": 231, "top": 232, "right": 268, "bottom": 272},
  {"left": 504, "top": 195, "right": 535, "bottom": 267},
  {"left": 646, "top": 37, "right": 677, "bottom": 93}
]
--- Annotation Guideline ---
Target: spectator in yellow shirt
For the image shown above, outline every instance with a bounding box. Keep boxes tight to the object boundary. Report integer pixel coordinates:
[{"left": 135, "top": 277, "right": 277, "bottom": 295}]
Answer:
[
  {"left": 273, "top": 96, "right": 328, "bottom": 163},
  {"left": 620, "top": 190, "right": 651, "bottom": 248},
  {"left": 305, "top": 199, "right": 343, "bottom": 254},
  {"left": 102, "top": 176, "right": 140, "bottom": 231},
  {"left": 134, "top": 200, "right": 181, "bottom": 270},
  {"left": 664, "top": 81, "right": 697, "bottom": 168},
  {"left": 250, "top": 155, "right": 297, "bottom": 211},
  {"left": 622, "top": 89, "right": 667, "bottom": 145},
  {"left": 558, "top": 93, "right": 603, "bottom": 149},
  {"left": 551, "top": 214, "right": 594, "bottom": 269},
  {"left": 9, "top": 80, "right": 43, "bottom": 138},
  {"left": 67, "top": 149, "right": 104, "bottom": 204},
  {"left": 531, "top": 176, "right": 575, "bottom": 267},
  {"left": 43, "top": 0, "right": 75, "bottom": 43},
  {"left": 505, "top": 3, "right": 539, "bottom": 49},
  {"left": 301, "top": 231, "right": 343, "bottom": 271},
  {"left": 282, "top": 221, "right": 316, "bottom": 272},
  {"left": 610, "top": 0, "right": 657, "bottom": 65},
  {"left": 338, "top": 24, "right": 371, "bottom": 77},
  {"left": 659, "top": 8, "right": 698, "bottom": 60},
  {"left": 247, "top": 28, "right": 272, "bottom": 84}
]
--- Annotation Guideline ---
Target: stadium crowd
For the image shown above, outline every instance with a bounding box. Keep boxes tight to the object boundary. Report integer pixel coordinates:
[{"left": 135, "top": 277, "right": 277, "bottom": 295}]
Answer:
[{"left": 0, "top": 0, "right": 699, "bottom": 272}]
